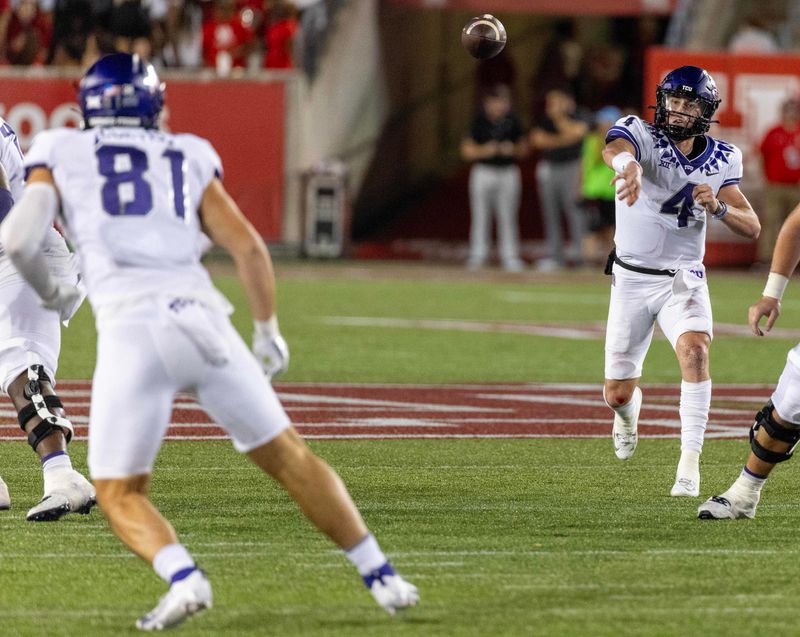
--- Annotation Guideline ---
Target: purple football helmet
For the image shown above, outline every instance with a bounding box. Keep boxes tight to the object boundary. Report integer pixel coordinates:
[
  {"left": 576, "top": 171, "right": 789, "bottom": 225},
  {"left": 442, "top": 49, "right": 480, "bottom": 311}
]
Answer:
[
  {"left": 78, "top": 53, "right": 164, "bottom": 129},
  {"left": 654, "top": 65, "right": 721, "bottom": 141}
]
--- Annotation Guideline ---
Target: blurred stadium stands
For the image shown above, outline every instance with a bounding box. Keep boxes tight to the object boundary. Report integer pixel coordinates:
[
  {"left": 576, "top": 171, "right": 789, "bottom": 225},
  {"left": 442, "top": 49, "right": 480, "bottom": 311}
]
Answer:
[{"left": 2, "top": 0, "right": 800, "bottom": 267}]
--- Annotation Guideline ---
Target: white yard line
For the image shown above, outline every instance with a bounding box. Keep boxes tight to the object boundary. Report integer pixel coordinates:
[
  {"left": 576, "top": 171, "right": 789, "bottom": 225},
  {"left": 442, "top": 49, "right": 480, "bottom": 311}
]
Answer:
[
  {"left": 276, "top": 392, "right": 511, "bottom": 413},
  {"left": 321, "top": 315, "right": 800, "bottom": 340}
]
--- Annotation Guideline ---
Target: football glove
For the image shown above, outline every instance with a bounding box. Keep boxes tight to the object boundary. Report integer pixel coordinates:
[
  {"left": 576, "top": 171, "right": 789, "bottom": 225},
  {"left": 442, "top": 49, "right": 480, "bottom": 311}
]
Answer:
[
  {"left": 40, "top": 281, "right": 84, "bottom": 323},
  {"left": 253, "top": 316, "right": 290, "bottom": 379}
]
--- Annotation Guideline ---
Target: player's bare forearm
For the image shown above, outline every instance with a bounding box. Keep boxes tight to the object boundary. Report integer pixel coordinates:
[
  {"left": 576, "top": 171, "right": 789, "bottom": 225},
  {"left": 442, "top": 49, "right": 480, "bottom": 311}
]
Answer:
[
  {"left": 601, "top": 138, "right": 636, "bottom": 170},
  {"left": 746, "top": 204, "right": 800, "bottom": 336},
  {"left": 768, "top": 203, "right": 800, "bottom": 277},
  {"left": 713, "top": 184, "right": 760, "bottom": 239},
  {"left": 604, "top": 139, "right": 641, "bottom": 206},
  {"left": 718, "top": 204, "right": 760, "bottom": 239},
  {"left": 695, "top": 183, "right": 759, "bottom": 238},
  {"left": 200, "top": 178, "right": 276, "bottom": 320},
  {"left": 231, "top": 239, "right": 276, "bottom": 321}
]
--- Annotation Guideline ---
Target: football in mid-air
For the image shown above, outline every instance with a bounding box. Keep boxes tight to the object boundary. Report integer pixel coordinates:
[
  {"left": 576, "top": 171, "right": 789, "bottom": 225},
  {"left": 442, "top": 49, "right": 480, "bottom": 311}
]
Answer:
[{"left": 461, "top": 14, "right": 507, "bottom": 60}]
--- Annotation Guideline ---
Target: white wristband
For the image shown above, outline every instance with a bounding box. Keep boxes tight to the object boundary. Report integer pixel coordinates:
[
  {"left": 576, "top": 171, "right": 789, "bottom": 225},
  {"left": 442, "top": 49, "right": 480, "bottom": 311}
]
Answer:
[
  {"left": 254, "top": 315, "right": 280, "bottom": 338},
  {"left": 763, "top": 273, "right": 789, "bottom": 300},
  {"left": 611, "top": 151, "right": 637, "bottom": 174}
]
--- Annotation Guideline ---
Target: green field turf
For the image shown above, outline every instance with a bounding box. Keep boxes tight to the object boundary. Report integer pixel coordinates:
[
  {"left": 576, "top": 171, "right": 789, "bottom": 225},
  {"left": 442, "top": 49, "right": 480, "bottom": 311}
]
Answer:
[
  {"left": 2, "top": 439, "right": 799, "bottom": 637},
  {"left": 59, "top": 263, "right": 800, "bottom": 383},
  {"left": 7, "top": 262, "right": 800, "bottom": 636}
]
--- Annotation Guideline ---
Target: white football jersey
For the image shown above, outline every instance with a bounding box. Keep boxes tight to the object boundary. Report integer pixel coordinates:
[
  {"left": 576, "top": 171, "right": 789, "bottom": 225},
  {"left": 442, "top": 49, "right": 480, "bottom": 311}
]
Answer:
[
  {"left": 24, "top": 126, "right": 224, "bottom": 310},
  {"left": 0, "top": 117, "right": 24, "bottom": 203},
  {"left": 0, "top": 116, "right": 73, "bottom": 286},
  {"left": 607, "top": 115, "right": 743, "bottom": 270}
]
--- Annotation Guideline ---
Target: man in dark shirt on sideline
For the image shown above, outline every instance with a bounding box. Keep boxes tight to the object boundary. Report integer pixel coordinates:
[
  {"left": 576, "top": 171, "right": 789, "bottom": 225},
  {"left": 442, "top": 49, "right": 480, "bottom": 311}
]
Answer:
[
  {"left": 461, "top": 84, "right": 528, "bottom": 272},
  {"left": 530, "top": 87, "right": 589, "bottom": 271}
]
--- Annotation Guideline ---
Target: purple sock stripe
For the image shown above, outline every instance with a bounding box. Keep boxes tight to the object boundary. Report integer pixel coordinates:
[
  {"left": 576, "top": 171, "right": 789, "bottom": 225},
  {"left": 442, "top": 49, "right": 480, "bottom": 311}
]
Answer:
[
  {"left": 40, "top": 450, "right": 68, "bottom": 465},
  {"left": 170, "top": 566, "right": 197, "bottom": 584},
  {"left": 743, "top": 466, "right": 767, "bottom": 481},
  {"left": 362, "top": 562, "right": 395, "bottom": 589}
]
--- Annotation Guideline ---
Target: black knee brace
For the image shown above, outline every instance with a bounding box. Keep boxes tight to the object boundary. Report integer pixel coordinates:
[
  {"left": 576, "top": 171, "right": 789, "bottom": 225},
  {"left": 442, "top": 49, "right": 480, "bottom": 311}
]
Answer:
[
  {"left": 749, "top": 401, "right": 800, "bottom": 464},
  {"left": 17, "top": 365, "right": 74, "bottom": 450}
]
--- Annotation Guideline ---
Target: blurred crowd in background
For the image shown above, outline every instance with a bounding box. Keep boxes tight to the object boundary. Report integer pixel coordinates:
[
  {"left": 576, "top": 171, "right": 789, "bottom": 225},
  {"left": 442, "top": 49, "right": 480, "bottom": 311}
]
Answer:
[
  {"left": 0, "top": 0, "right": 331, "bottom": 75},
  {"left": 0, "top": 2, "right": 797, "bottom": 269}
]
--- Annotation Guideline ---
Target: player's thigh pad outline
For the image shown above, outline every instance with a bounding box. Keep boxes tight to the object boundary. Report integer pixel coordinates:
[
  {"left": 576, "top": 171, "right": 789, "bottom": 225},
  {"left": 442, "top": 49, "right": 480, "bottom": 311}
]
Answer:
[
  {"left": 150, "top": 302, "right": 290, "bottom": 452},
  {"left": 657, "top": 270, "right": 713, "bottom": 347},
  {"left": 88, "top": 321, "right": 177, "bottom": 479},
  {"left": 0, "top": 280, "right": 61, "bottom": 393},
  {"left": 88, "top": 302, "right": 292, "bottom": 480},
  {"left": 604, "top": 267, "right": 670, "bottom": 379},
  {"left": 195, "top": 319, "right": 291, "bottom": 453}
]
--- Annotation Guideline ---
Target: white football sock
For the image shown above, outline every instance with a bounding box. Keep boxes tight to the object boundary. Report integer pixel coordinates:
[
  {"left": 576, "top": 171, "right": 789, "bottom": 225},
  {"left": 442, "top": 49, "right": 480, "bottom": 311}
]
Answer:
[
  {"left": 345, "top": 534, "right": 387, "bottom": 576},
  {"left": 676, "top": 449, "right": 700, "bottom": 480},
  {"left": 42, "top": 451, "right": 73, "bottom": 495},
  {"left": 153, "top": 543, "right": 196, "bottom": 583},
  {"left": 730, "top": 467, "right": 767, "bottom": 496},
  {"left": 679, "top": 379, "right": 711, "bottom": 452}
]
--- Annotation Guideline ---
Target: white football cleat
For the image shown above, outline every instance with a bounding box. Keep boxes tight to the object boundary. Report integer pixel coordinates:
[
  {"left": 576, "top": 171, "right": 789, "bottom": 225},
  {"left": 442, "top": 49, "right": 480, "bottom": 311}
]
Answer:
[
  {"left": 671, "top": 476, "right": 700, "bottom": 497},
  {"left": 698, "top": 491, "right": 759, "bottom": 520},
  {"left": 671, "top": 450, "right": 701, "bottom": 497},
  {"left": 136, "top": 569, "right": 212, "bottom": 631},
  {"left": 26, "top": 469, "right": 96, "bottom": 522},
  {"left": 612, "top": 387, "right": 642, "bottom": 460},
  {"left": 364, "top": 563, "right": 419, "bottom": 616},
  {"left": 0, "top": 476, "right": 10, "bottom": 510}
]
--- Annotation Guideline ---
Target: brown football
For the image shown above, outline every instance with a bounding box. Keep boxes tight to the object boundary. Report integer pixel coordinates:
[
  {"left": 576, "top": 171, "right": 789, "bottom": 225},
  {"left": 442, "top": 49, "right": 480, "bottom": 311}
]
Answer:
[{"left": 461, "top": 14, "right": 507, "bottom": 60}]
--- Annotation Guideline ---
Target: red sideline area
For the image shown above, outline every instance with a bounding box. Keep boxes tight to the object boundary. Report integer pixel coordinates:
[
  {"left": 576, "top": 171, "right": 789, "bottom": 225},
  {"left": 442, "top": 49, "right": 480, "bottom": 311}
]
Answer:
[{"left": 0, "top": 382, "right": 770, "bottom": 441}]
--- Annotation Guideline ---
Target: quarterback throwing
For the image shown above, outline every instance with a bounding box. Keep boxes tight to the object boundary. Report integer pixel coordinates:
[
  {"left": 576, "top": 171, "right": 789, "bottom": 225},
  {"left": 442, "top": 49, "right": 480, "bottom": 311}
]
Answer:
[{"left": 602, "top": 66, "right": 760, "bottom": 496}]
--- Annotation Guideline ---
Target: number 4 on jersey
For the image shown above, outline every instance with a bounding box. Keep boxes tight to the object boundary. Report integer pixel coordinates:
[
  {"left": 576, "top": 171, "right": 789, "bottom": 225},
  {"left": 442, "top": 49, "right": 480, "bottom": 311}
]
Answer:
[{"left": 660, "top": 183, "right": 697, "bottom": 228}]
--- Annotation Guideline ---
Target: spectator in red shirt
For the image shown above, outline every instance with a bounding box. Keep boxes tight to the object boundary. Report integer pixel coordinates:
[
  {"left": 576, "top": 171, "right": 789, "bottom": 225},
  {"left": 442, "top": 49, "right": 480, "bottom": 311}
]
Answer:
[
  {"left": 4, "top": 0, "right": 50, "bottom": 65},
  {"left": 263, "top": 1, "right": 298, "bottom": 69},
  {"left": 202, "top": 0, "right": 252, "bottom": 74},
  {"left": 759, "top": 97, "right": 800, "bottom": 263}
]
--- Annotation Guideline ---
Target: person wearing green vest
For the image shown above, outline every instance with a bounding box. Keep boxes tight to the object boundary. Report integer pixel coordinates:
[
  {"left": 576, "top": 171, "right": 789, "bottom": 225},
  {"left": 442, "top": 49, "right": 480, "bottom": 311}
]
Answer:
[{"left": 582, "top": 106, "right": 621, "bottom": 264}]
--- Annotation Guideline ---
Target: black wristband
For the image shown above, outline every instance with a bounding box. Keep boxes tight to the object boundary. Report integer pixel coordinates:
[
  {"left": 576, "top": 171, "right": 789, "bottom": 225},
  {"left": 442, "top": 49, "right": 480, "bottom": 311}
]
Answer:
[{"left": 712, "top": 201, "right": 728, "bottom": 220}]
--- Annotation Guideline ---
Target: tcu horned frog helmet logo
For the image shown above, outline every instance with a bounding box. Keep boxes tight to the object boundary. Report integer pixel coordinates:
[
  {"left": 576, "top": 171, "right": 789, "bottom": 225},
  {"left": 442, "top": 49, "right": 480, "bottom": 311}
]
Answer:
[{"left": 654, "top": 65, "right": 721, "bottom": 141}]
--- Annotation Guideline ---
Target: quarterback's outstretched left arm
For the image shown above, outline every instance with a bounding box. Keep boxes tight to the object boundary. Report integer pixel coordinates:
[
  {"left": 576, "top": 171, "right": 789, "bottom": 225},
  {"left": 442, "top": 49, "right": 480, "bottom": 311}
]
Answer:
[{"left": 749, "top": 203, "right": 800, "bottom": 336}]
